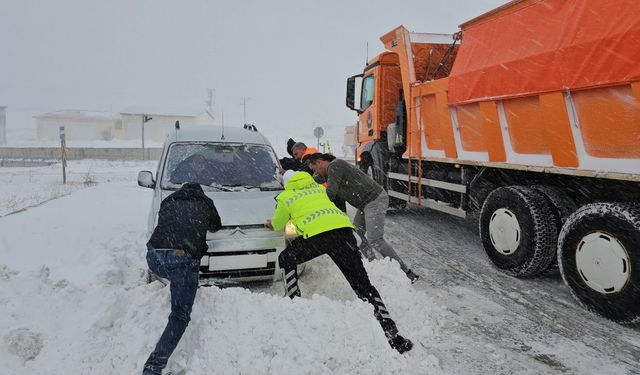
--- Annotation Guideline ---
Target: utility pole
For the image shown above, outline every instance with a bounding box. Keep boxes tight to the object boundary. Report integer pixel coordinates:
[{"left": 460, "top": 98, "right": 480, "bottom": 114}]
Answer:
[
  {"left": 141, "top": 114, "right": 152, "bottom": 160},
  {"left": 206, "top": 88, "right": 215, "bottom": 112},
  {"left": 221, "top": 110, "right": 225, "bottom": 140},
  {"left": 205, "top": 88, "right": 215, "bottom": 123},
  {"left": 59, "top": 126, "right": 67, "bottom": 184},
  {"left": 240, "top": 97, "right": 250, "bottom": 124}
]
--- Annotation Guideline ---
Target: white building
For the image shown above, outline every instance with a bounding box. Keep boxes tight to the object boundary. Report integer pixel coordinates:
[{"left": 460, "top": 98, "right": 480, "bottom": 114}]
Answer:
[
  {"left": 119, "top": 107, "right": 198, "bottom": 143},
  {"left": 34, "top": 110, "right": 121, "bottom": 141},
  {"left": 33, "top": 108, "right": 199, "bottom": 143}
]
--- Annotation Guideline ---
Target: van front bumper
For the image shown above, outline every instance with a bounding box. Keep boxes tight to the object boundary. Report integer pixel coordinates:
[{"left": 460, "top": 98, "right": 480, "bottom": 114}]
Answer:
[{"left": 200, "top": 227, "right": 286, "bottom": 282}]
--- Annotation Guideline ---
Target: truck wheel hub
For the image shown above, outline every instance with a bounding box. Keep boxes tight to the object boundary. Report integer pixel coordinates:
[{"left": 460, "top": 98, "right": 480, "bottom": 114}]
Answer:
[
  {"left": 489, "top": 208, "right": 521, "bottom": 255},
  {"left": 576, "top": 232, "right": 630, "bottom": 295}
]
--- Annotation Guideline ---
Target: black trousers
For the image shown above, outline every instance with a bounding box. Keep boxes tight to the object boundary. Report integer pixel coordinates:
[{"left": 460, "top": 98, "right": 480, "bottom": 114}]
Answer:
[{"left": 278, "top": 227, "right": 398, "bottom": 336}]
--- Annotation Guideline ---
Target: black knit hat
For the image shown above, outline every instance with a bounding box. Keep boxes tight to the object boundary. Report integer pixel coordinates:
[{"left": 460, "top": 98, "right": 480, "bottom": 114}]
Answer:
[{"left": 286, "top": 138, "right": 296, "bottom": 156}]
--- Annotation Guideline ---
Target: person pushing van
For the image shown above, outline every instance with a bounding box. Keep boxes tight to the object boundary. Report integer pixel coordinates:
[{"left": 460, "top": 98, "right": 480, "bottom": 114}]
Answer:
[
  {"left": 142, "top": 183, "right": 222, "bottom": 375},
  {"left": 265, "top": 170, "right": 413, "bottom": 353},
  {"left": 305, "top": 153, "right": 419, "bottom": 283}
]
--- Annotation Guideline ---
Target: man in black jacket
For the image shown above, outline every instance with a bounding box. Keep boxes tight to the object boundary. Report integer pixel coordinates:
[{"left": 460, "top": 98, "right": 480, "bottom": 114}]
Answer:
[{"left": 143, "top": 183, "right": 221, "bottom": 375}]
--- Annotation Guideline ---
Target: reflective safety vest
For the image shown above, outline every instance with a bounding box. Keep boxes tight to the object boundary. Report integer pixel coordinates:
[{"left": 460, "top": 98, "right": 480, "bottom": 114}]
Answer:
[
  {"left": 271, "top": 171, "right": 353, "bottom": 238},
  {"left": 302, "top": 147, "right": 318, "bottom": 159}
]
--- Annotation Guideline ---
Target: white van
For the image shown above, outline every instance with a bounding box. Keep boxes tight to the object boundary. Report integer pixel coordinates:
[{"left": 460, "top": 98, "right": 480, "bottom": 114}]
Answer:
[{"left": 138, "top": 124, "right": 294, "bottom": 282}]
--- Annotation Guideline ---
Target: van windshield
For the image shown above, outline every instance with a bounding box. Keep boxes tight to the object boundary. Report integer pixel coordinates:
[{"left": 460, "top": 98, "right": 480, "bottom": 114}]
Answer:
[{"left": 161, "top": 143, "right": 282, "bottom": 191}]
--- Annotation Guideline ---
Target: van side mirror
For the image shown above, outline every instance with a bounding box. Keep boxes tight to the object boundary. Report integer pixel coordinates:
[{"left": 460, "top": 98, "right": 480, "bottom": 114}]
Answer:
[
  {"left": 138, "top": 170, "right": 155, "bottom": 188},
  {"left": 346, "top": 74, "right": 363, "bottom": 113}
]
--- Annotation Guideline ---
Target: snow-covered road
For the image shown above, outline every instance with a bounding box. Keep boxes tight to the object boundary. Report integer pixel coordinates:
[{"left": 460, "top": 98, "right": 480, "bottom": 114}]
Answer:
[
  {"left": 0, "top": 161, "right": 638, "bottom": 375},
  {"left": 384, "top": 208, "right": 640, "bottom": 374}
]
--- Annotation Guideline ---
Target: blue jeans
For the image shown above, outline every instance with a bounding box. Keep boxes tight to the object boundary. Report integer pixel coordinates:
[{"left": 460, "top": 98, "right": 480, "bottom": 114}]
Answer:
[{"left": 143, "top": 250, "right": 200, "bottom": 375}]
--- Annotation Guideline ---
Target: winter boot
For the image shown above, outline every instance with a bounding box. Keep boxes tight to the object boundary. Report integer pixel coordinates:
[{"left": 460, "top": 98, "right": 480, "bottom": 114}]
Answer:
[
  {"left": 282, "top": 268, "right": 301, "bottom": 299},
  {"left": 387, "top": 333, "right": 414, "bottom": 354},
  {"left": 405, "top": 269, "right": 419, "bottom": 284}
]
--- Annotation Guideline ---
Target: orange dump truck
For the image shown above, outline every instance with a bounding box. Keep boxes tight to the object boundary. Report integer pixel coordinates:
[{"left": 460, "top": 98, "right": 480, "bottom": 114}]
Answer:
[{"left": 345, "top": 0, "right": 640, "bottom": 323}]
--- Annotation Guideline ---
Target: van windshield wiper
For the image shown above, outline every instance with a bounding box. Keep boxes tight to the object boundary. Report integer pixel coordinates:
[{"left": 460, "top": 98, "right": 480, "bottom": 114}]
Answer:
[
  {"left": 257, "top": 186, "right": 284, "bottom": 191},
  {"left": 223, "top": 184, "right": 283, "bottom": 191},
  {"left": 202, "top": 184, "right": 233, "bottom": 192}
]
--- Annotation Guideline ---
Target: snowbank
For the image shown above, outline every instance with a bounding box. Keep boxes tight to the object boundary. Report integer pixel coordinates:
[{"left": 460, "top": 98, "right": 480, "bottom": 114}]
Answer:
[{"left": 0, "top": 168, "right": 444, "bottom": 374}]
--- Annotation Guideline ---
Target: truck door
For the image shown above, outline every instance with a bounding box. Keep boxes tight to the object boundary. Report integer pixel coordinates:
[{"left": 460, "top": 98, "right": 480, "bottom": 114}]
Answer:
[{"left": 358, "top": 74, "right": 377, "bottom": 144}]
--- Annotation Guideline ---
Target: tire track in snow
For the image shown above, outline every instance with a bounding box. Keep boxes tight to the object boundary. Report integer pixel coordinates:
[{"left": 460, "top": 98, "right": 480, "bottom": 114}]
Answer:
[{"left": 385, "top": 207, "right": 640, "bottom": 374}]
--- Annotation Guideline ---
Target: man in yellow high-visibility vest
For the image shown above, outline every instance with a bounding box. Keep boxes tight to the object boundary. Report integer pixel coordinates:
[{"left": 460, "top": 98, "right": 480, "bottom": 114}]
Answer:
[{"left": 265, "top": 170, "right": 413, "bottom": 354}]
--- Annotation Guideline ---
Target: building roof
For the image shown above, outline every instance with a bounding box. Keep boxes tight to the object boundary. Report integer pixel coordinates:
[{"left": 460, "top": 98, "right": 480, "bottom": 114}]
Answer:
[
  {"left": 33, "top": 110, "right": 120, "bottom": 121},
  {"left": 119, "top": 106, "right": 198, "bottom": 117},
  {"left": 166, "top": 125, "right": 271, "bottom": 146}
]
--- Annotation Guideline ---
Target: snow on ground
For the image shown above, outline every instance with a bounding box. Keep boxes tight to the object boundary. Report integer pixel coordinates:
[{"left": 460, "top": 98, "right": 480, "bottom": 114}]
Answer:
[
  {"left": 0, "top": 161, "right": 442, "bottom": 375},
  {"left": 0, "top": 160, "right": 156, "bottom": 217},
  {"left": 0, "top": 161, "right": 638, "bottom": 374}
]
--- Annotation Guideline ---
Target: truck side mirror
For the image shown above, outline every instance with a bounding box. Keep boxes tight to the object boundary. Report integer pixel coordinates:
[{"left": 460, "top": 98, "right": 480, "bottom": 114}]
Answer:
[{"left": 346, "top": 74, "right": 363, "bottom": 113}]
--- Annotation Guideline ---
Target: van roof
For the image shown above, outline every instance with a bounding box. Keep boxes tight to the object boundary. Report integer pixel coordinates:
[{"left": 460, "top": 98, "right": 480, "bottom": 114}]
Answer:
[{"left": 165, "top": 125, "right": 271, "bottom": 146}]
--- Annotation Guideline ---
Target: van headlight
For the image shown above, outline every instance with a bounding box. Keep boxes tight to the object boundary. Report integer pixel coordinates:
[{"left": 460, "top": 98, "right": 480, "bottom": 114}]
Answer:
[{"left": 285, "top": 221, "right": 298, "bottom": 238}]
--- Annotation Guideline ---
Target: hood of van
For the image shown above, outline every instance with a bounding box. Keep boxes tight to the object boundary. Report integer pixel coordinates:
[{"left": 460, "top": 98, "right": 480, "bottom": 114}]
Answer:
[{"left": 161, "top": 190, "right": 279, "bottom": 226}]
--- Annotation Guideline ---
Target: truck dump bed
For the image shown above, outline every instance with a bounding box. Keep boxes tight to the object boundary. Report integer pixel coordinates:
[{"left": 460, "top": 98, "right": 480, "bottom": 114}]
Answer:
[{"left": 393, "top": 0, "right": 640, "bottom": 180}]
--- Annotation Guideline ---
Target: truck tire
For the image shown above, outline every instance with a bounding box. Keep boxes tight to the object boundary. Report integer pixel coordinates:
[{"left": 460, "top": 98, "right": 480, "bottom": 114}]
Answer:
[
  {"left": 360, "top": 144, "right": 406, "bottom": 209},
  {"left": 479, "top": 186, "right": 558, "bottom": 277},
  {"left": 361, "top": 160, "right": 405, "bottom": 209},
  {"left": 359, "top": 143, "right": 387, "bottom": 189},
  {"left": 361, "top": 158, "right": 385, "bottom": 187},
  {"left": 531, "top": 185, "right": 578, "bottom": 275},
  {"left": 558, "top": 203, "right": 640, "bottom": 324},
  {"left": 387, "top": 156, "right": 408, "bottom": 209}
]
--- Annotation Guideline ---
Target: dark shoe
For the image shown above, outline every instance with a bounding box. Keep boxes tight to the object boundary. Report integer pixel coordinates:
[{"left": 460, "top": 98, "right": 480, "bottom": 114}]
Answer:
[
  {"left": 388, "top": 334, "right": 413, "bottom": 354},
  {"left": 405, "top": 269, "right": 419, "bottom": 284},
  {"left": 359, "top": 246, "right": 376, "bottom": 262}
]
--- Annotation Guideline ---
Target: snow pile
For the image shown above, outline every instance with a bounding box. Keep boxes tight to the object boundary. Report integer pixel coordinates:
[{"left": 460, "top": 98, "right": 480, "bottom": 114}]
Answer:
[
  {"left": 0, "top": 174, "right": 444, "bottom": 374},
  {"left": 4, "top": 327, "right": 44, "bottom": 364},
  {"left": 0, "top": 258, "right": 443, "bottom": 374},
  {"left": 0, "top": 251, "right": 443, "bottom": 375}
]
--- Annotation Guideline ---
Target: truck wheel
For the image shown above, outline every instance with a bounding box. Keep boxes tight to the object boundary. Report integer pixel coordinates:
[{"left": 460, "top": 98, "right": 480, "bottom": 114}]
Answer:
[
  {"left": 360, "top": 149, "right": 387, "bottom": 189},
  {"left": 479, "top": 186, "right": 558, "bottom": 277},
  {"left": 558, "top": 203, "right": 640, "bottom": 324},
  {"left": 363, "top": 160, "right": 406, "bottom": 209},
  {"left": 531, "top": 186, "right": 578, "bottom": 275},
  {"left": 360, "top": 146, "right": 406, "bottom": 209}
]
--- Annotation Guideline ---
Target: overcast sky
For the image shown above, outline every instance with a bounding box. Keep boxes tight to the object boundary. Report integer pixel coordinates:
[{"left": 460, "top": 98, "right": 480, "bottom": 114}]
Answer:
[{"left": 0, "top": 0, "right": 506, "bottom": 145}]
